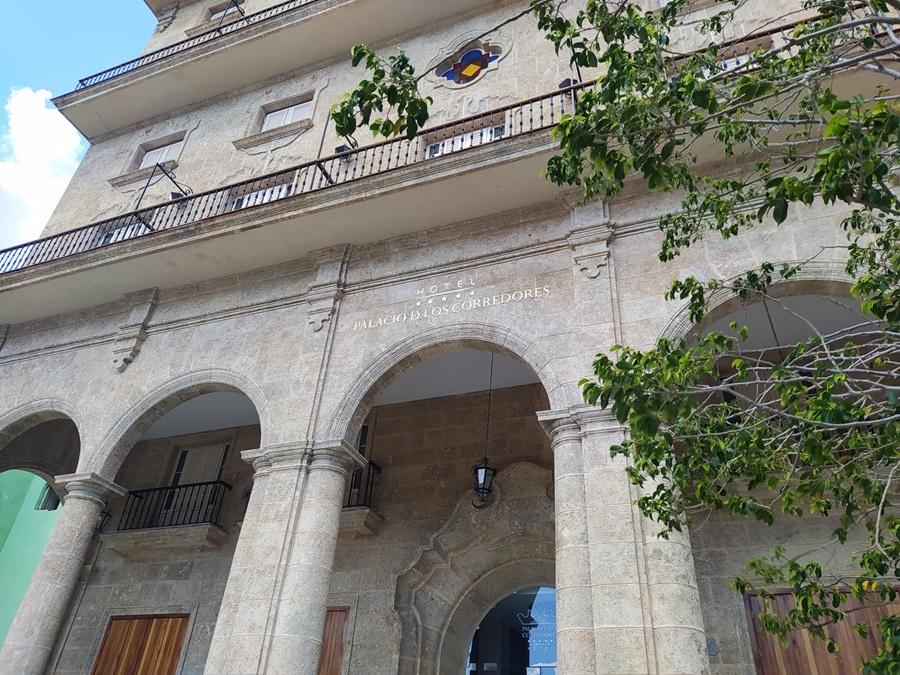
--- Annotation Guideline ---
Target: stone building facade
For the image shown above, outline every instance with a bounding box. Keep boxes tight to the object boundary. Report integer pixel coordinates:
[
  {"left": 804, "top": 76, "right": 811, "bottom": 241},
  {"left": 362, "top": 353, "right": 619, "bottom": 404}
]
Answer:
[{"left": 0, "top": 0, "right": 883, "bottom": 674}]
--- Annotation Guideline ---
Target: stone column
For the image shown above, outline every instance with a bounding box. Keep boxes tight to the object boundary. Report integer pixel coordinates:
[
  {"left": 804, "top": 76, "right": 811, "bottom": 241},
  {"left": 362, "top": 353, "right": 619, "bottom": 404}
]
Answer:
[
  {"left": 206, "top": 445, "right": 310, "bottom": 675},
  {"left": 638, "top": 482, "right": 709, "bottom": 674},
  {"left": 265, "top": 442, "right": 360, "bottom": 675},
  {"left": 538, "top": 411, "right": 597, "bottom": 675},
  {"left": 0, "top": 473, "right": 124, "bottom": 675},
  {"left": 577, "top": 407, "right": 708, "bottom": 674}
]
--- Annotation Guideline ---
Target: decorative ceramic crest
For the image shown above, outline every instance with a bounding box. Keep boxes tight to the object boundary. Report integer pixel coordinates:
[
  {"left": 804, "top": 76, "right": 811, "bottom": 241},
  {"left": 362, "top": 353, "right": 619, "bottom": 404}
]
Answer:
[{"left": 427, "top": 32, "right": 512, "bottom": 89}]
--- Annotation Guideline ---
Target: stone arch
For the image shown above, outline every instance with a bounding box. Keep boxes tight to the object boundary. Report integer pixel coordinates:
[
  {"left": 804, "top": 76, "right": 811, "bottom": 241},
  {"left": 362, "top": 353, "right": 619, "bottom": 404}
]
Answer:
[
  {"left": 0, "top": 399, "right": 81, "bottom": 479},
  {"left": 90, "top": 368, "right": 269, "bottom": 479},
  {"left": 394, "top": 462, "right": 555, "bottom": 675},
  {"left": 438, "top": 559, "right": 555, "bottom": 675},
  {"left": 326, "top": 322, "right": 569, "bottom": 445},
  {"left": 660, "top": 259, "right": 856, "bottom": 342}
]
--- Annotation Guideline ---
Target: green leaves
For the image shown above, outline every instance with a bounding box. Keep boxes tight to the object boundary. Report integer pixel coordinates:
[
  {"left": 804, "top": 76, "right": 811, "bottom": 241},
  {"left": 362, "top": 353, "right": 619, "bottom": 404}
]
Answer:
[
  {"left": 337, "top": 2, "right": 900, "bottom": 666},
  {"left": 330, "top": 45, "right": 432, "bottom": 146},
  {"left": 584, "top": 286, "right": 899, "bottom": 668}
]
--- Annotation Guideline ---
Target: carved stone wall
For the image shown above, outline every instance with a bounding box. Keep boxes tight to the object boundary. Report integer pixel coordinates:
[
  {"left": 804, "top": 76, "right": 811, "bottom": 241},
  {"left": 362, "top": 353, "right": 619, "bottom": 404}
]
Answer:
[{"left": 393, "top": 462, "right": 554, "bottom": 675}]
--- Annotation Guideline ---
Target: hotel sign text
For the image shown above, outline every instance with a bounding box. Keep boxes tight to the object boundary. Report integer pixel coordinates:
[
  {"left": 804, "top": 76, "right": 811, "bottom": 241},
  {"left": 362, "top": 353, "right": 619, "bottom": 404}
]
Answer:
[{"left": 352, "top": 276, "right": 551, "bottom": 331}]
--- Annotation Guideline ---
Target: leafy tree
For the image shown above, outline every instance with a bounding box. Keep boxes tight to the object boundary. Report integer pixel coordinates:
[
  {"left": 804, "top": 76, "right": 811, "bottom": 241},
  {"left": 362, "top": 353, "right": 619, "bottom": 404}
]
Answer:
[{"left": 332, "top": 0, "right": 900, "bottom": 666}]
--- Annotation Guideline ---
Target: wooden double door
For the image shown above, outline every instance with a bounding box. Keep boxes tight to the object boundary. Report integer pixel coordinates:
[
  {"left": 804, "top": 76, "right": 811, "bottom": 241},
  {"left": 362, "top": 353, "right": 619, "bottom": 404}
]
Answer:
[
  {"left": 91, "top": 614, "right": 189, "bottom": 675},
  {"left": 745, "top": 592, "right": 899, "bottom": 674},
  {"left": 91, "top": 608, "right": 349, "bottom": 675}
]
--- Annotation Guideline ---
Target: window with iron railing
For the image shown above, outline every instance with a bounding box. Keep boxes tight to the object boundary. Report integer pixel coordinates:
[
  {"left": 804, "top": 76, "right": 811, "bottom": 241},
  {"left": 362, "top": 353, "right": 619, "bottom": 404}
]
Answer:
[
  {"left": 229, "top": 179, "right": 295, "bottom": 211},
  {"left": 99, "top": 221, "right": 152, "bottom": 246},
  {"left": 424, "top": 114, "right": 507, "bottom": 159}
]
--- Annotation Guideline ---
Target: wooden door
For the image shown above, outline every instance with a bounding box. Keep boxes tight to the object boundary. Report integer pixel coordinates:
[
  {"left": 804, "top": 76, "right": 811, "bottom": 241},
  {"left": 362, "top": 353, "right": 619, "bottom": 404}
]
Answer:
[
  {"left": 745, "top": 591, "right": 899, "bottom": 674},
  {"left": 317, "top": 607, "right": 350, "bottom": 675},
  {"left": 91, "top": 614, "right": 189, "bottom": 675}
]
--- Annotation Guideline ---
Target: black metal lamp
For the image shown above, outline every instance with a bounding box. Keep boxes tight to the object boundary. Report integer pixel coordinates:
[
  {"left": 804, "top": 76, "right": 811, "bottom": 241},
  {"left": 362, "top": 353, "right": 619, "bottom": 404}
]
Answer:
[
  {"left": 472, "top": 456, "right": 496, "bottom": 506},
  {"left": 472, "top": 352, "right": 498, "bottom": 508}
]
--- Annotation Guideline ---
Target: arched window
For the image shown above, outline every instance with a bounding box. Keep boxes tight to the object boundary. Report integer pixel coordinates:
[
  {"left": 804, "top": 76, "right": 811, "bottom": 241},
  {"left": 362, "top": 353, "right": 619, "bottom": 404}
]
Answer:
[{"left": 468, "top": 586, "right": 557, "bottom": 674}]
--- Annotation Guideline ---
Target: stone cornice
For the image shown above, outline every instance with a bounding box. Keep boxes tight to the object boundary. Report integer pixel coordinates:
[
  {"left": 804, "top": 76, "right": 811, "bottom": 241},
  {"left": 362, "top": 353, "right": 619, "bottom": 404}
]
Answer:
[
  {"left": 0, "top": 195, "right": 571, "bottom": 364},
  {"left": 55, "top": 0, "right": 351, "bottom": 111}
]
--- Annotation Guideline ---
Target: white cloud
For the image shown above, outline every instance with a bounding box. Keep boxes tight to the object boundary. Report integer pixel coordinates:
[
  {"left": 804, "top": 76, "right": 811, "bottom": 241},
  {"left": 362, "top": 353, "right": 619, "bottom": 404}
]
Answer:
[{"left": 0, "top": 88, "right": 85, "bottom": 250}]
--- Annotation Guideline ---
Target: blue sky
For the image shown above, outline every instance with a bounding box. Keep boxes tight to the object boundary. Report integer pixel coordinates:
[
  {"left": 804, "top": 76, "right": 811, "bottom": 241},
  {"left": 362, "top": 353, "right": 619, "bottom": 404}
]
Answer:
[{"left": 0, "top": 1, "right": 156, "bottom": 249}]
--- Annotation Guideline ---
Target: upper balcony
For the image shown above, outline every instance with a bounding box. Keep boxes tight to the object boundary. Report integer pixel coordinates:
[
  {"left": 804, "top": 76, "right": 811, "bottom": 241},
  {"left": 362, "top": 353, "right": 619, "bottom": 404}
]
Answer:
[
  {"left": 53, "top": 0, "right": 500, "bottom": 140},
  {"left": 4, "top": 19, "right": 886, "bottom": 325},
  {"left": 0, "top": 83, "right": 580, "bottom": 323}
]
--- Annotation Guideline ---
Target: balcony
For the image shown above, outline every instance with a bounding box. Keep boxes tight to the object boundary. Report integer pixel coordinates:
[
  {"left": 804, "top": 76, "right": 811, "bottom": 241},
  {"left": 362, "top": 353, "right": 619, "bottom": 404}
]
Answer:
[
  {"left": 341, "top": 460, "right": 382, "bottom": 538},
  {"left": 0, "top": 84, "right": 580, "bottom": 324},
  {"left": 118, "top": 480, "right": 231, "bottom": 530},
  {"left": 100, "top": 464, "right": 380, "bottom": 557},
  {"left": 102, "top": 480, "right": 232, "bottom": 556},
  {"left": 53, "top": 0, "right": 501, "bottom": 140}
]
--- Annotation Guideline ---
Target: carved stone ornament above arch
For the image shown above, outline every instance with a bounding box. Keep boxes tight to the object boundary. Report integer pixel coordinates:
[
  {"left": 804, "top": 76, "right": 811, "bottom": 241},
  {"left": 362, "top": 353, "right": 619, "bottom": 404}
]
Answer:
[
  {"left": 324, "top": 322, "right": 574, "bottom": 446},
  {"left": 424, "top": 30, "right": 513, "bottom": 90},
  {"left": 659, "top": 259, "right": 855, "bottom": 342},
  {"left": 394, "top": 462, "right": 555, "bottom": 675}
]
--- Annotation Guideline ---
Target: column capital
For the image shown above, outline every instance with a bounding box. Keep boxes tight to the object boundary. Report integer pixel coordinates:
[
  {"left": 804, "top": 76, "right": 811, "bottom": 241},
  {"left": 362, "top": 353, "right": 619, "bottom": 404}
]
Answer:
[
  {"left": 242, "top": 443, "right": 312, "bottom": 476},
  {"left": 310, "top": 437, "right": 366, "bottom": 475},
  {"left": 537, "top": 405, "right": 625, "bottom": 442},
  {"left": 536, "top": 409, "right": 582, "bottom": 446},
  {"left": 54, "top": 472, "right": 126, "bottom": 506}
]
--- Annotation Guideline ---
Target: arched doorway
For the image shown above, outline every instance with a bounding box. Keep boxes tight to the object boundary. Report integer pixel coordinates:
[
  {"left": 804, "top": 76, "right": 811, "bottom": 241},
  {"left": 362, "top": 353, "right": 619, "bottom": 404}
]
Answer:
[
  {"left": 326, "top": 335, "right": 557, "bottom": 674},
  {"left": 55, "top": 377, "right": 265, "bottom": 675},
  {"left": 467, "top": 586, "right": 557, "bottom": 675},
  {"left": 663, "top": 278, "right": 896, "bottom": 673},
  {"left": 0, "top": 411, "right": 80, "bottom": 644}
]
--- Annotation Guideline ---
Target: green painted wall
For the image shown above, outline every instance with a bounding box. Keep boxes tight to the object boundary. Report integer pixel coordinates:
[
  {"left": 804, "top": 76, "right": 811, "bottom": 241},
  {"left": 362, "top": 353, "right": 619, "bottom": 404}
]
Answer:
[{"left": 0, "top": 470, "right": 61, "bottom": 644}]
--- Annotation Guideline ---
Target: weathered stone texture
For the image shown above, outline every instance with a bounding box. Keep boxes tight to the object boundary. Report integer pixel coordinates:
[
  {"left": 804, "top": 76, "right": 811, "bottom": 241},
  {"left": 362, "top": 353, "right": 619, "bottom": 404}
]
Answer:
[
  {"left": 0, "top": 0, "right": 867, "bottom": 670},
  {"left": 46, "top": 426, "right": 258, "bottom": 675}
]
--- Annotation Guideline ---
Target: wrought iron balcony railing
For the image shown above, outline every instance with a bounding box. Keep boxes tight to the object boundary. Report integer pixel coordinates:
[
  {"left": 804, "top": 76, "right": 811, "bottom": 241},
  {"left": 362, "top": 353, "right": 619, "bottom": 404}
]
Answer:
[
  {"left": 2, "top": 16, "right": 847, "bottom": 280},
  {"left": 74, "top": 0, "right": 323, "bottom": 91},
  {"left": 118, "top": 480, "right": 231, "bottom": 531},
  {"left": 0, "top": 82, "right": 585, "bottom": 277},
  {"left": 345, "top": 460, "right": 380, "bottom": 509}
]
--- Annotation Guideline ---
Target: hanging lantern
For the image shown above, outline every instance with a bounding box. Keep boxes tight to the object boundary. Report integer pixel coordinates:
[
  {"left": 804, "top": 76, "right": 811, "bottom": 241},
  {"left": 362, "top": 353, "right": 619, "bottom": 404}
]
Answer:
[
  {"left": 472, "top": 456, "right": 497, "bottom": 507},
  {"left": 472, "top": 352, "right": 498, "bottom": 508}
]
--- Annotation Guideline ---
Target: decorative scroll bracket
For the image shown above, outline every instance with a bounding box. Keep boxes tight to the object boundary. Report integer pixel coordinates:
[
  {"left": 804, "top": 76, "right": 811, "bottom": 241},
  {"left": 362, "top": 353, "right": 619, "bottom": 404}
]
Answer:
[
  {"left": 306, "top": 245, "right": 350, "bottom": 332},
  {"left": 155, "top": 3, "right": 179, "bottom": 33},
  {"left": 564, "top": 198, "right": 614, "bottom": 279},
  {"left": 307, "top": 289, "right": 343, "bottom": 332},
  {"left": 112, "top": 288, "right": 159, "bottom": 372},
  {"left": 568, "top": 223, "right": 613, "bottom": 279}
]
